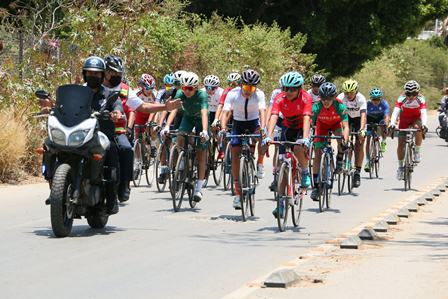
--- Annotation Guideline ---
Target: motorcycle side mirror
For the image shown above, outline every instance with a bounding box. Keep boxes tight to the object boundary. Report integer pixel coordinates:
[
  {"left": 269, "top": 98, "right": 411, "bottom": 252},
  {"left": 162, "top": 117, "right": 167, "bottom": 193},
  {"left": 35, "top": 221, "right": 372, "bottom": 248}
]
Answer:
[{"left": 35, "top": 89, "right": 50, "bottom": 99}]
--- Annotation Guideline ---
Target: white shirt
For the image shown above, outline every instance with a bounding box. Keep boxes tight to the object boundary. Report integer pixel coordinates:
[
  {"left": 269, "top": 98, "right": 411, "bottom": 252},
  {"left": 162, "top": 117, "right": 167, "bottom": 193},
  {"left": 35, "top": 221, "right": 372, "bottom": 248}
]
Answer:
[
  {"left": 337, "top": 92, "right": 367, "bottom": 118},
  {"left": 137, "top": 89, "right": 157, "bottom": 103},
  {"left": 200, "top": 87, "right": 224, "bottom": 113},
  {"left": 223, "top": 87, "right": 266, "bottom": 121},
  {"left": 102, "top": 84, "right": 143, "bottom": 111},
  {"left": 307, "top": 88, "right": 321, "bottom": 103}
]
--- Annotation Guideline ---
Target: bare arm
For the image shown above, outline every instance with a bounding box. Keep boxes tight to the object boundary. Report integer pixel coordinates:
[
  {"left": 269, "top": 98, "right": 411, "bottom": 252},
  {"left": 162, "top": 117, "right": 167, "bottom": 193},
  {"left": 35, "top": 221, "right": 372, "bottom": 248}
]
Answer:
[
  {"left": 302, "top": 115, "right": 310, "bottom": 139},
  {"left": 360, "top": 110, "right": 366, "bottom": 131},
  {"left": 201, "top": 109, "right": 208, "bottom": 132},
  {"left": 164, "top": 109, "right": 178, "bottom": 128},
  {"left": 342, "top": 120, "right": 349, "bottom": 143},
  {"left": 267, "top": 114, "right": 279, "bottom": 137},
  {"left": 127, "top": 111, "right": 135, "bottom": 128},
  {"left": 221, "top": 110, "right": 231, "bottom": 131}
]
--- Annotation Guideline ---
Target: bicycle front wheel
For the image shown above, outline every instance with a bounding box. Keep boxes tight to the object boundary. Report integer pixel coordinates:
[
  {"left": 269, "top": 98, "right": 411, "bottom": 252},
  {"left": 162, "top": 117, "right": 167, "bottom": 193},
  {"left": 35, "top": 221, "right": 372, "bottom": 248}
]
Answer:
[
  {"left": 132, "top": 140, "right": 143, "bottom": 187},
  {"left": 404, "top": 144, "right": 412, "bottom": 191},
  {"left": 239, "top": 156, "right": 250, "bottom": 222},
  {"left": 324, "top": 154, "right": 334, "bottom": 209},
  {"left": 276, "top": 162, "right": 289, "bottom": 232},
  {"left": 223, "top": 142, "right": 232, "bottom": 191},
  {"left": 374, "top": 138, "right": 380, "bottom": 178},
  {"left": 172, "top": 151, "right": 187, "bottom": 212},
  {"left": 291, "top": 167, "right": 303, "bottom": 228},
  {"left": 155, "top": 144, "right": 167, "bottom": 192},
  {"left": 212, "top": 140, "right": 224, "bottom": 186}
]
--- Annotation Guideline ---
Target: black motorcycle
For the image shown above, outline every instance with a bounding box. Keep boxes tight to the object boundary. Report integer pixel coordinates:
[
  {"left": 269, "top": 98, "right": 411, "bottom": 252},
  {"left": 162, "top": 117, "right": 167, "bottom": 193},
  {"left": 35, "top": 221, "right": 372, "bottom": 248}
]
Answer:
[
  {"left": 40, "top": 84, "right": 119, "bottom": 237},
  {"left": 436, "top": 102, "right": 448, "bottom": 143}
]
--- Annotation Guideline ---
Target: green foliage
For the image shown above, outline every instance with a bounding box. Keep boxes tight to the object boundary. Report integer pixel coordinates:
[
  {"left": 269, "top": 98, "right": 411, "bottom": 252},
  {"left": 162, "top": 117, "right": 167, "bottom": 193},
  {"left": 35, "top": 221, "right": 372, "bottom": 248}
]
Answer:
[
  {"left": 187, "top": 0, "right": 448, "bottom": 76},
  {"left": 335, "top": 38, "right": 448, "bottom": 109}
]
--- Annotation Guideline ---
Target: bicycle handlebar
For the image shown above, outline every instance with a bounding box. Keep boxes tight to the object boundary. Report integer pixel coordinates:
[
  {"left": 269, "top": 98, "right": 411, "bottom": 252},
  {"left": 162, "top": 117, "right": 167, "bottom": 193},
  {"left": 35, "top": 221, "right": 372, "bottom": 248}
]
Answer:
[{"left": 311, "top": 135, "right": 342, "bottom": 140}]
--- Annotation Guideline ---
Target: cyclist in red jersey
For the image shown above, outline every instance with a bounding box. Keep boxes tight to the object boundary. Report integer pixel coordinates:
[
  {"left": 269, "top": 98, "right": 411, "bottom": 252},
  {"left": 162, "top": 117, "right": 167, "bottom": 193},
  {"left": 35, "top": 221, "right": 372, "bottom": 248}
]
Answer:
[{"left": 310, "top": 82, "right": 349, "bottom": 200}]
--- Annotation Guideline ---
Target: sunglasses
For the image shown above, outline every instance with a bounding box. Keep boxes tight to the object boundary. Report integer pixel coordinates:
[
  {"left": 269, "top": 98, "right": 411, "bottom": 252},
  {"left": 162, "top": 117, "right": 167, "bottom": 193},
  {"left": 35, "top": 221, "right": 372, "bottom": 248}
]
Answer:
[
  {"left": 242, "top": 84, "right": 257, "bottom": 92},
  {"left": 321, "top": 97, "right": 334, "bottom": 102},
  {"left": 142, "top": 84, "right": 153, "bottom": 91},
  {"left": 205, "top": 86, "right": 217, "bottom": 91},
  {"left": 371, "top": 97, "right": 381, "bottom": 101},
  {"left": 182, "top": 86, "right": 195, "bottom": 92},
  {"left": 165, "top": 84, "right": 173, "bottom": 90},
  {"left": 282, "top": 87, "right": 299, "bottom": 92},
  {"left": 405, "top": 91, "right": 418, "bottom": 97}
]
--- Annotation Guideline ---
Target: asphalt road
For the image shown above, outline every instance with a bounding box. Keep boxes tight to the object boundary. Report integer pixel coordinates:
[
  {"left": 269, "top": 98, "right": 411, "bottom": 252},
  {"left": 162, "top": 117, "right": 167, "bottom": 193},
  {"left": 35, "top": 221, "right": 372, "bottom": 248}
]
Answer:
[{"left": 0, "top": 116, "right": 446, "bottom": 299}]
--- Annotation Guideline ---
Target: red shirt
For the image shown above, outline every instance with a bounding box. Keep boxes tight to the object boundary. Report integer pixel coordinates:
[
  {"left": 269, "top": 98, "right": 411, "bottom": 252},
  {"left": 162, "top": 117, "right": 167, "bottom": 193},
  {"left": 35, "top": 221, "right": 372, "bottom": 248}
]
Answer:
[
  {"left": 395, "top": 95, "right": 426, "bottom": 121},
  {"left": 219, "top": 87, "right": 234, "bottom": 105},
  {"left": 271, "top": 90, "right": 312, "bottom": 129}
]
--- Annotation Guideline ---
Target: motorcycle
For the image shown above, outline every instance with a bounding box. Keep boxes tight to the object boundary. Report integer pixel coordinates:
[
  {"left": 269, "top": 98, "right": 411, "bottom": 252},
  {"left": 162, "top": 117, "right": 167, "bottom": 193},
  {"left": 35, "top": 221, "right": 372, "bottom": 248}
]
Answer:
[
  {"left": 436, "top": 102, "right": 448, "bottom": 143},
  {"left": 40, "top": 84, "right": 119, "bottom": 237}
]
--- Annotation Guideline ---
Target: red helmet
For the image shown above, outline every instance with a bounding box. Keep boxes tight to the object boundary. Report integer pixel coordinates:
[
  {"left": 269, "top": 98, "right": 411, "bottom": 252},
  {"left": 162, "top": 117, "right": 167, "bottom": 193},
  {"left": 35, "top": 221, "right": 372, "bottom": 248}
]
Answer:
[{"left": 139, "top": 73, "right": 156, "bottom": 90}]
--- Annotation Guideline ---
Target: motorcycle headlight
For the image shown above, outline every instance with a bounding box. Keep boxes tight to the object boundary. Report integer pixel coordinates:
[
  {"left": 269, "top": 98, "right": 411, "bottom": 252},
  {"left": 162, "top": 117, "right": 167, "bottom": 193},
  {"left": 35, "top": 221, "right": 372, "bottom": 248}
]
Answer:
[
  {"left": 50, "top": 129, "right": 66, "bottom": 145},
  {"left": 68, "top": 130, "right": 89, "bottom": 147}
]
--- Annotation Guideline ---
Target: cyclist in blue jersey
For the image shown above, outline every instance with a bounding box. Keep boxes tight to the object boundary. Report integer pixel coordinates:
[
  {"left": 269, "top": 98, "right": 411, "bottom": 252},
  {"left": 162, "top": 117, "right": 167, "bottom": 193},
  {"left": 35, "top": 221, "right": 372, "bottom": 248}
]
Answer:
[{"left": 364, "top": 87, "right": 390, "bottom": 172}]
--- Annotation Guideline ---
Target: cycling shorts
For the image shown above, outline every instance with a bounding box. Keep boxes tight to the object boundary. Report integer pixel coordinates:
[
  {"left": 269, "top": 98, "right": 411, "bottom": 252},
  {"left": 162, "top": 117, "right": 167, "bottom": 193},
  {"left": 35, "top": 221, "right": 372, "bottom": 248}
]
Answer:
[
  {"left": 314, "top": 122, "right": 342, "bottom": 149},
  {"left": 231, "top": 119, "right": 260, "bottom": 146},
  {"left": 179, "top": 115, "right": 209, "bottom": 149}
]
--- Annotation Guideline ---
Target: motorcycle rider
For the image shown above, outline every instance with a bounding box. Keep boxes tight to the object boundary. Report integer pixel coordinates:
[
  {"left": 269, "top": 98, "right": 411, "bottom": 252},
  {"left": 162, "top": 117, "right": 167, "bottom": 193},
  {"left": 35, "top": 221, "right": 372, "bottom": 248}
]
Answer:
[
  {"left": 102, "top": 55, "right": 181, "bottom": 202},
  {"left": 438, "top": 87, "right": 448, "bottom": 138}
]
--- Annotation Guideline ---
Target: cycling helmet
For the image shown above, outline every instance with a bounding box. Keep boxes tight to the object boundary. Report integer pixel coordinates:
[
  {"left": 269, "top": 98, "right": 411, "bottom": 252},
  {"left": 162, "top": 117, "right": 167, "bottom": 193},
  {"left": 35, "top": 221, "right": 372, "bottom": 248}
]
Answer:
[
  {"left": 83, "top": 56, "right": 106, "bottom": 72},
  {"left": 280, "top": 71, "right": 304, "bottom": 88},
  {"left": 204, "top": 75, "right": 220, "bottom": 87},
  {"left": 404, "top": 80, "right": 420, "bottom": 93},
  {"left": 310, "top": 74, "right": 326, "bottom": 85},
  {"left": 173, "top": 70, "right": 187, "bottom": 83},
  {"left": 104, "top": 55, "right": 124, "bottom": 73},
  {"left": 369, "top": 87, "right": 383, "bottom": 99},
  {"left": 163, "top": 73, "right": 174, "bottom": 85},
  {"left": 227, "top": 72, "right": 241, "bottom": 83},
  {"left": 342, "top": 79, "right": 358, "bottom": 93},
  {"left": 319, "top": 82, "right": 337, "bottom": 98},
  {"left": 139, "top": 73, "right": 156, "bottom": 89},
  {"left": 241, "top": 69, "right": 261, "bottom": 85},
  {"left": 181, "top": 72, "right": 199, "bottom": 87}
]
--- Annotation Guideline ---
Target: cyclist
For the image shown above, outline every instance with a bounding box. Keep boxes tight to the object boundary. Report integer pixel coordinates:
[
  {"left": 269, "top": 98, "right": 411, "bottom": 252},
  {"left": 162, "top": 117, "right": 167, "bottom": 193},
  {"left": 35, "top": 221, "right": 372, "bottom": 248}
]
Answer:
[
  {"left": 134, "top": 73, "right": 158, "bottom": 157},
  {"left": 220, "top": 69, "right": 266, "bottom": 210},
  {"left": 389, "top": 80, "right": 428, "bottom": 180},
  {"left": 364, "top": 87, "right": 390, "bottom": 172},
  {"left": 437, "top": 87, "right": 448, "bottom": 139},
  {"left": 338, "top": 79, "right": 367, "bottom": 188},
  {"left": 310, "top": 82, "right": 350, "bottom": 200},
  {"left": 307, "top": 74, "right": 326, "bottom": 103},
  {"left": 156, "top": 73, "right": 175, "bottom": 105},
  {"left": 102, "top": 55, "right": 181, "bottom": 201},
  {"left": 201, "top": 75, "right": 224, "bottom": 125},
  {"left": 263, "top": 71, "right": 312, "bottom": 217},
  {"left": 161, "top": 72, "right": 209, "bottom": 202},
  {"left": 157, "top": 71, "right": 186, "bottom": 184}
]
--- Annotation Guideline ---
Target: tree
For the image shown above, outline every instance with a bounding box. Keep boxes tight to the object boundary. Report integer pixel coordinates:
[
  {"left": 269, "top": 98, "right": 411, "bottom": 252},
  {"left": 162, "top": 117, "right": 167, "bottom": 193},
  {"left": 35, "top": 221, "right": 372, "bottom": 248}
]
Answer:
[{"left": 187, "top": 0, "right": 448, "bottom": 76}]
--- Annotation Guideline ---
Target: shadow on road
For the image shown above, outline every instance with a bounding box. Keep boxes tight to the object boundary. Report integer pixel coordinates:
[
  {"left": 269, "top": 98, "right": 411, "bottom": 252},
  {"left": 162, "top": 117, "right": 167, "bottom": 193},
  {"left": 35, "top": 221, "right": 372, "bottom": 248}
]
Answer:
[
  {"left": 31, "top": 225, "right": 125, "bottom": 238},
  {"left": 305, "top": 208, "right": 341, "bottom": 214}
]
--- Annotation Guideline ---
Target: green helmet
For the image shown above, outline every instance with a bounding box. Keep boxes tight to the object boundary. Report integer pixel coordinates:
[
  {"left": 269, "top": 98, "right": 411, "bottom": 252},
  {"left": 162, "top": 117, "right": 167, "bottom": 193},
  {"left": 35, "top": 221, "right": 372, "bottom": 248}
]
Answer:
[
  {"left": 280, "top": 71, "right": 304, "bottom": 88},
  {"left": 342, "top": 79, "right": 359, "bottom": 93}
]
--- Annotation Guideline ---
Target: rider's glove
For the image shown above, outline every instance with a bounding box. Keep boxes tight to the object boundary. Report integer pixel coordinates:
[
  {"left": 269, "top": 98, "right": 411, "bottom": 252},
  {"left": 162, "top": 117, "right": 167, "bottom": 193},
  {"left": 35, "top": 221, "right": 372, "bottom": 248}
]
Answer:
[
  {"left": 422, "top": 125, "right": 428, "bottom": 134},
  {"left": 211, "top": 119, "right": 219, "bottom": 127},
  {"left": 160, "top": 126, "right": 170, "bottom": 137},
  {"left": 388, "top": 125, "right": 396, "bottom": 136},
  {"left": 200, "top": 130, "right": 209, "bottom": 141},
  {"left": 262, "top": 136, "right": 272, "bottom": 146},
  {"left": 359, "top": 129, "right": 366, "bottom": 138},
  {"left": 301, "top": 137, "right": 311, "bottom": 148},
  {"left": 126, "top": 127, "right": 134, "bottom": 138}
]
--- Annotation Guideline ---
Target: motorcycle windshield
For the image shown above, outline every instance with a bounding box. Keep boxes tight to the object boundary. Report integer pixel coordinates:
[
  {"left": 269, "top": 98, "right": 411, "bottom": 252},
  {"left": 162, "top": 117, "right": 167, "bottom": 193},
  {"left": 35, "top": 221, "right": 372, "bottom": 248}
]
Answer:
[{"left": 54, "top": 84, "right": 94, "bottom": 127}]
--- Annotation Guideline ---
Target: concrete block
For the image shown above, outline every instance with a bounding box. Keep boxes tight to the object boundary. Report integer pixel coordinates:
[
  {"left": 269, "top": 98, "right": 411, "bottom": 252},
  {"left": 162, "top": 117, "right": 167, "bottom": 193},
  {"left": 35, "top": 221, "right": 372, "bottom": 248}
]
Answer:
[
  {"left": 340, "top": 236, "right": 362, "bottom": 249},
  {"left": 384, "top": 214, "right": 400, "bottom": 225},
  {"left": 358, "top": 228, "right": 380, "bottom": 240},
  {"left": 424, "top": 193, "right": 434, "bottom": 201},
  {"left": 264, "top": 269, "right": 300, "bottom": 288},
  {"left": 406, "top": 202, "right": 419, "bottom": 212},
  {"left": 373, "top": 221, "right": 389, "bottom": 232},
  {"left": 438, "top": 184, "right": 446, "bottom": 192},
  {"left": 416, "top": 197, "right": 426, "bottom": 206},
  {"left": 397, "top": 208, "right": 410, "bottom": 218}
]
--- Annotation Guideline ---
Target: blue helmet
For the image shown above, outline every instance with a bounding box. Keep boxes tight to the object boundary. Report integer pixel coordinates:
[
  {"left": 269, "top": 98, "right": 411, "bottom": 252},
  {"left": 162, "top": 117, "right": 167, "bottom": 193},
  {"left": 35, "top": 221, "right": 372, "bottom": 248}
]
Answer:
[
  {"left": 319, "top": 82, "right": 337, "bottom": 98},
  {"left": 83, "top": 56, "right": 106, "bottom": 72},
  {"left": 369, "top": 87, "right": 383, "bottom": 99},
  {"left": 163, "top": 73, "right": 175, "bottom": 85},
  {"left": 280, "top": 71, "right": 304, "bottom": 88}
]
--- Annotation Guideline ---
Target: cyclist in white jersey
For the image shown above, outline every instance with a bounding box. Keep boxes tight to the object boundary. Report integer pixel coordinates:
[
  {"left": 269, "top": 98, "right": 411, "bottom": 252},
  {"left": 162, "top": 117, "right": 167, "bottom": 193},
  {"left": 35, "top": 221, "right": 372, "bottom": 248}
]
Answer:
[
  {"left": 337, "top": 79, "right": 367, "bottom": 188},
  {"left": 201, "top": 75, "right": 224, "bottom": 125},
  {"left": 307, "top": 74, "right": 326, "bottom": 104},
  {"left": 220, "top": 69, "right": 266, "bottom": 210}
]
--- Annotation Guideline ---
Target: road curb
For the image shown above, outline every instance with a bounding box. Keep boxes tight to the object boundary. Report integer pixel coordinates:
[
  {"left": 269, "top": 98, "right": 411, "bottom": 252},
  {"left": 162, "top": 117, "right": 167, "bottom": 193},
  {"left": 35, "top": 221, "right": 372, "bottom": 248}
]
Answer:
[{"left": 264, "top": 269, "right": 300, "bottom": 288}]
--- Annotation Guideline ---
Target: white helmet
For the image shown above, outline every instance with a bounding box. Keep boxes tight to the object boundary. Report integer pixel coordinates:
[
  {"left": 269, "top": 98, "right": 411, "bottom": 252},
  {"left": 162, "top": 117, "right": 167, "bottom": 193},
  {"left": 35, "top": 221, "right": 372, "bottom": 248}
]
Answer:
[
  {"left": 204, "top": 75, "right": 220, "bottom": 87},
  {"left": 181, "top": 72, "right": 199, "bottom": 87},
  {"left": 227, "top": 72, "right": 241, "bottom": 83},
  {"left": 404, "top": 80, "right": 420, "bottom": 93},
  {"left": 173, "top": 70, "right": 187, "bottom": 83}
]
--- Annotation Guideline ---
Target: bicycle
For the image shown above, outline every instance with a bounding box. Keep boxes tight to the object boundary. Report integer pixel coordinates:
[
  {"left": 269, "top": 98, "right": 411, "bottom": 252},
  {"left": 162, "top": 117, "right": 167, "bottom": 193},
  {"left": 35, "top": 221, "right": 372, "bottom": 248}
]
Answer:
[
  {"left": 225, "top": 133, "right": 260, "bottom": 221},
  {"left": 170, "top": 133, "right": 206, "bottom": 212},
  {"left": 155, "top": 130, "right": 177, "bottom": 192},
  {"left": 394, "top": 128, "right": 419, "bottom": 191},
  {"left": 337, "top": 132, "right": 356, "bottom": 195},
  {"left": 312, "top": 135, "right": 342, "bottom": 212},
  {"left": 270, "top": 140, "right": 306, "bottom": 232},
  {"left": 132, "top": 122, "right": 158, "bottom": 187},
  {"left": 366, "top": 123, "right": 386, "bottom": 179},
  {"left": 222, "top": 128, "right": 234, "bottom": 193}
]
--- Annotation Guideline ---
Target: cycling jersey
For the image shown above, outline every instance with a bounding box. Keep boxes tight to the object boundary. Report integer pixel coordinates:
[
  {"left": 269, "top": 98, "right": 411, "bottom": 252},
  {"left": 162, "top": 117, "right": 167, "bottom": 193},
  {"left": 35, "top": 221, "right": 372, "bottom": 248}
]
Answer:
[
  {"left": 103, "top": 82, "right": 143, "bottom": 112},
  {"left": 219, "top": 87, "right": 235, "bottom": 106},
  {"left": 200, "top": 87, "right": 224, "bottom": 113},
  {"left": 269, "top": 88, "right": 282, "bottom": 106},
  {"left": 307, "top": 88, "right": 320, "bottom": 104},
  {"left": 174, "top": 89, "right": 208, "bottom": 120},
  {"left": 337, "top": 92, "right": 367, "bottom": 118},
  {"left": 390, "top": 94, "right": 427, "bottom": 128},
  {"left": 271, "top": 90, "right": 312, "bottom": 129},
  {"left": 223, "top": 87, "right": 266, "bottom": 121},
  {"left": 367, "top": 99, "right": 389, "bottom": 123},
  {"left": 134, "top": 90, "right": 157, "bottom": 126},
  {"left": 312, "top": 100, "right": 348, "bottom": 148}
]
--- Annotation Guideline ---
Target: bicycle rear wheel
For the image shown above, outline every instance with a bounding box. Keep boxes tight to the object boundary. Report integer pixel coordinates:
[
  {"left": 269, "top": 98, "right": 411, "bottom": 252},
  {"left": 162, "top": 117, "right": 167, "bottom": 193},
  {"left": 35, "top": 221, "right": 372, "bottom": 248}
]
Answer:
[
  {"left": 291, "top": 167, "right": 303, "bottom": 227},
  {"left": 318, "top": 154, "right": 328, "bottom": 212},
  {"left": 132, "top": 140, "right": 143, "bottom": 187},
  {"left": 168, "top": 145, "right": 179, "bottom": 198},
  {"left": 248, "top": 158, "right": 256, "bottom": 217},
  {"left": 374, "top": 139, "right": 380, "bottom": 178},
  {"left": 404, "top": 144, "right": 412, "bottom": 191},
  {"left": 324, "top": 154, "right": 334, "bottom": 209},
  {"left": 212, "top": 140, "right": 224, "bottom": 186},
  {"left": 368, "top": 138, "right": 375, "bottom": 179},
  {"left": 223, "top": 142, "right": 232, "bottom": 191},
  {"left": 145, "top": 146, "right": 156, "bottom": 187},
  {"left": 239, "top": 156, "right": 250, "bottom": 222},
  {"left": 172, "top": 151, "right": 187, "bottom": 212},
  {"left": 338, "top": 172, "right": 345, "bottom": 196},
  {"left": 276, "top": 162, "right": 289, "bottom": 231}
]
